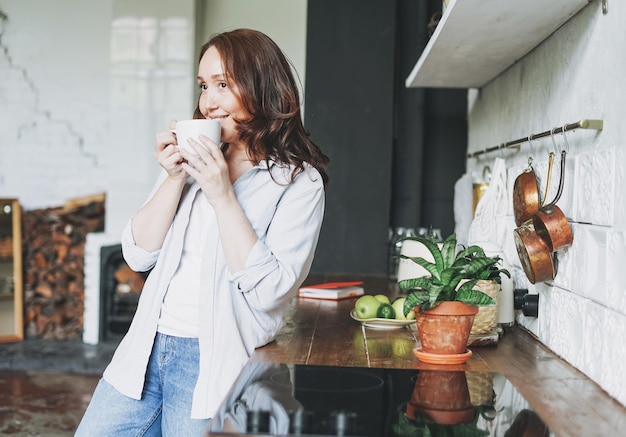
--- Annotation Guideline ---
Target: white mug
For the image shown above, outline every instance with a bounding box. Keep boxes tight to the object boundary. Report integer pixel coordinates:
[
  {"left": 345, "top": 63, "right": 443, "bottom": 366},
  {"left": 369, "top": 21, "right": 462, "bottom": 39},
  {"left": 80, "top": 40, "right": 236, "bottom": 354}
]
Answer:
[{"left": 173, "top": 119, "right": 221, "bottom": 154}]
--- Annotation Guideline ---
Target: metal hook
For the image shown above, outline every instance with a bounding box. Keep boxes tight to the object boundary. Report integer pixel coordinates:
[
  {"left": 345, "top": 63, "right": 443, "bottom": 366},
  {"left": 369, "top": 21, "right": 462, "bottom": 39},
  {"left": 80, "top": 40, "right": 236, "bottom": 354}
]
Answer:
[
  {"left": 542, "top": 151, "right": 556, "bottom": 207},
  {"left": 560, "top": 124, "right": 570, "bottom": 154},
  {"left": 527, "top": 135, "right": 535, "bottom": 168},
  {"left": 550, "top": 128, "right": 560, "bottom": 154},
  {"left": 545, "top": 150, "right": 567, "bottom": 210},
  {"left": 482, "top": 165, "right": 492, "bottom": 183}
]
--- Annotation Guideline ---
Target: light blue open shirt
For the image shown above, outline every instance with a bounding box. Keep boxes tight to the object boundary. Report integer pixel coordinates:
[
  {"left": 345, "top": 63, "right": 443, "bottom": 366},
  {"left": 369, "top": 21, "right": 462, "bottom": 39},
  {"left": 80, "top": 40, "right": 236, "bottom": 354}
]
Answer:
[{"left": 103, "top": 161, "right": 325, "bottom": 418}]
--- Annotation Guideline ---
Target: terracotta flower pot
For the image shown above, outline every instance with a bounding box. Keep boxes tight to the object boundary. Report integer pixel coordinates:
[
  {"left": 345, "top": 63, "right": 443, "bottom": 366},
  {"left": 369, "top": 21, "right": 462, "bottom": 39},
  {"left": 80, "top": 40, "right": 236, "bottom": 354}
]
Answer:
[
  {"left": 406, "top": 370, "right": 474, "bottom": 425},
  {"left": 414, "top": 302, "right": 478, "bottom": 355}
]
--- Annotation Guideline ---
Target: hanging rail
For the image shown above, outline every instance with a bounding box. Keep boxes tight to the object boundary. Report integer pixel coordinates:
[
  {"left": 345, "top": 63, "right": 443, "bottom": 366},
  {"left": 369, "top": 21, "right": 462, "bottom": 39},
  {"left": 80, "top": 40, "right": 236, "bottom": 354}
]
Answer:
[{"left": 467, "top": 119, "right": 604, "bottom": 158}]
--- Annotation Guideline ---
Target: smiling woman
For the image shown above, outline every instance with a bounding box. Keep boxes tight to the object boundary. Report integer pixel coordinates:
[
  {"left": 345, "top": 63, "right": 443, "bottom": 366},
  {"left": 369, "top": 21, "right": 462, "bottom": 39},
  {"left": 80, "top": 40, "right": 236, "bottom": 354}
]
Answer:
[{"left": 76, "top": 28, "right": 329, "bottom": 437}]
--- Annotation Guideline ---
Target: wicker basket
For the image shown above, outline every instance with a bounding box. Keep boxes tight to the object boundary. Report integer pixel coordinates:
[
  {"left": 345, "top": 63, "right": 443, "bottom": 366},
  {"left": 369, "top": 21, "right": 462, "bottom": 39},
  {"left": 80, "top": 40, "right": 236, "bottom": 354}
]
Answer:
[
  {"left": 466, "top": 371, "right": 494, "bottom": 406},
  {"left": 470, "top": 280, "right": 500, "bottom": 335}
]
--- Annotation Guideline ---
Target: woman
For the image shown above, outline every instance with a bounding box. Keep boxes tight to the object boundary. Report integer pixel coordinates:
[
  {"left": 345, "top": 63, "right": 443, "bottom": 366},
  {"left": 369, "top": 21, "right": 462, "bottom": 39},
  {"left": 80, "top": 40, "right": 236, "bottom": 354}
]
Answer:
[{"left": 76, "top": 28, "right": 328, "bottom": 436}]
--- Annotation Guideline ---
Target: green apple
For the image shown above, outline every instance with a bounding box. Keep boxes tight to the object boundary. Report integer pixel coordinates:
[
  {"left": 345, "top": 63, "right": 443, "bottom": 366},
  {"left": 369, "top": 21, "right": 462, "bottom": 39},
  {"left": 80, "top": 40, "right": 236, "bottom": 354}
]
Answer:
[
  {"left": 354, "top": 295, "right": 381, "bottom": 319},
  {"left": 392, "top": 296, "right": 415, "bottom": 320},
  {"left": 391, "top": 297, "right": 407, "bottom": 320},
  {"left": 373, "top": 294, "right": 391, "bottom": 305}
]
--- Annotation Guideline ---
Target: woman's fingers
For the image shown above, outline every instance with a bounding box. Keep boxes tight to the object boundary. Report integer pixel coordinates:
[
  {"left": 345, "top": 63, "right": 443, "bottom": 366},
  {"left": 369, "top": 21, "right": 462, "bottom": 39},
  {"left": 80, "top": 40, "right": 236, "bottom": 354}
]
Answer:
[
  {"left": 179, "top": 136, "right": 232, "bottom": 204},
  {"left": 154, "top": 131, "right": 186, "bottom": 177},
  {"left": 184, "top": 135, "right": 219, "bottom": 160},
  {"left": 156, "top": 131, "right": 177, "bottom": 150}
]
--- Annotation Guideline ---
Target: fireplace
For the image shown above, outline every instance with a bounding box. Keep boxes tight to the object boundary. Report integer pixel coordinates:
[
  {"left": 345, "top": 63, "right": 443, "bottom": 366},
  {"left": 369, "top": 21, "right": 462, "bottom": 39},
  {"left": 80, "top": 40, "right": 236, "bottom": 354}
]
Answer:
[{"left": 98, "top": 244, "right": 147, "bottom": 342}]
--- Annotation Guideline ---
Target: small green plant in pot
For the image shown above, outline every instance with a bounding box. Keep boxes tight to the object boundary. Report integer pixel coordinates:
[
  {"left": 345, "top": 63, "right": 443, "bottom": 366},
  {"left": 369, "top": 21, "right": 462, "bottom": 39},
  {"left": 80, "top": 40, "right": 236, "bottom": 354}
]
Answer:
[
  {"left": 394, "top": 403, "right": 490, "bottom": 437},
  {"left": 397, "top": 233, "right": 510, "bottom": 360}
]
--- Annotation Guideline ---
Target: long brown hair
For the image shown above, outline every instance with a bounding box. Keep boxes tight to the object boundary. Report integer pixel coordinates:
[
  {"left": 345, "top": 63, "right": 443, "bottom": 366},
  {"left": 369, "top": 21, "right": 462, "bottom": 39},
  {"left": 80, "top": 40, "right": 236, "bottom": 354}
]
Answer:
[{"left": 194, "top": 28, "right": 329, "bottom": 188}]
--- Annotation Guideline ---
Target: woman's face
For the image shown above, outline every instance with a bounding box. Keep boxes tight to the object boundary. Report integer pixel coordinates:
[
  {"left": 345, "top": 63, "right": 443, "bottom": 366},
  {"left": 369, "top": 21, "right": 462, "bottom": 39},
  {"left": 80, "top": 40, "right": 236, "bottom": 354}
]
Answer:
[{"left": 197, "top": 46, "right": 249, "bottom": 146}]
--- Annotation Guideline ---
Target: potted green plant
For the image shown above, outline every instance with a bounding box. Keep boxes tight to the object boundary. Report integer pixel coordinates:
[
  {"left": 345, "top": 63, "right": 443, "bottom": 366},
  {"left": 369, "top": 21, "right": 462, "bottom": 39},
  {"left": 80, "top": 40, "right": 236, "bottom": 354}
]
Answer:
[
  {"left": 397, "top": 233, "right": 510, "bottom": 362},
  {"left": 393, "top": 369, "right": 494, "bottom": 436},
  {"left": 394, "top": 403, "right": 490, "bottom": 437}
]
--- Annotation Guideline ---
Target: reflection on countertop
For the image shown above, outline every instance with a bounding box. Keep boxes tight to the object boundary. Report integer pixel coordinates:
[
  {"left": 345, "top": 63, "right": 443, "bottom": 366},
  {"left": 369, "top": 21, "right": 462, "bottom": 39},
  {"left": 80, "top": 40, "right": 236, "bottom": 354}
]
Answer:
[{"left": 207, "top": 361, "right": 551, "bottom": 437}]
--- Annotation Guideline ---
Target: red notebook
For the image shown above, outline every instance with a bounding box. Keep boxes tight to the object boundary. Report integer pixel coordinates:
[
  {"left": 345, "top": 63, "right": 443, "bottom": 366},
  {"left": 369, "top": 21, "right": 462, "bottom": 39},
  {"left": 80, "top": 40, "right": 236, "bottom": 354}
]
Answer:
[{"left": 298, "top": 281, "right": 365, "bottom": 300}]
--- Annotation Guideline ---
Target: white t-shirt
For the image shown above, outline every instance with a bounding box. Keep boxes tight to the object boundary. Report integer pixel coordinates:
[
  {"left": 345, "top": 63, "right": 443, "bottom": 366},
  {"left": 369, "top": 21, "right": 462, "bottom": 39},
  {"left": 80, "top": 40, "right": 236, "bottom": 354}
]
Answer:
[{"left": 157, "top": 190, "right": 210, "bottom": 337}]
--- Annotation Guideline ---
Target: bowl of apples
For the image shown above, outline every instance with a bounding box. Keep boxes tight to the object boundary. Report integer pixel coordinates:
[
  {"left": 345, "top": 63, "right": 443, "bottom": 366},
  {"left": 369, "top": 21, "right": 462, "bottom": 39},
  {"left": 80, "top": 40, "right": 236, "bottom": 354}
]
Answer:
[{"left": 351, "top": 294, "right": 416, "bottom": 330}]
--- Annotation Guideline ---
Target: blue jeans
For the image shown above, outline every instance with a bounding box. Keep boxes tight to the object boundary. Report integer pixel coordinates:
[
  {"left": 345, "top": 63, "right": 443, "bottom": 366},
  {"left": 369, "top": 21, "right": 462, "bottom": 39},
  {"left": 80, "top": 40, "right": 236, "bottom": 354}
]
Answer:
[{"left": 75, "top": 333, "right": 209, "bottom": 436}]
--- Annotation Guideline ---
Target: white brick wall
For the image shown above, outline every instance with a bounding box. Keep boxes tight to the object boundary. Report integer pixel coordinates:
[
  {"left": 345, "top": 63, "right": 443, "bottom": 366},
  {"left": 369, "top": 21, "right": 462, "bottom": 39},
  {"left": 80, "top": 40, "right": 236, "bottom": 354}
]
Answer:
[
  {"left": 467, "top": 1, "right": 626, "bottom": 406},
  {"left": 0, "top": 0, "right": 308, "bottom": 344},
  {"left": 0, "top": 0, "right": 196, "bottom": 343},
  {"left": 0, "top": 0, "right": 196, "bottom": 237}
]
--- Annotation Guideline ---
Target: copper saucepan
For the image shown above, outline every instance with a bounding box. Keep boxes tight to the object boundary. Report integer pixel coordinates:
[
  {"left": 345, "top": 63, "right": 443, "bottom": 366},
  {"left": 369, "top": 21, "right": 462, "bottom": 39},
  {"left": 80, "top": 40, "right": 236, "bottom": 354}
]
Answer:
[
  {"left": 513, "top": 157, "right": 540, "bottom": 227},
  {"left": 532, "top": 151, "right": 573, "bottom": 252},
  {"left": 514, "top": 221, "right": 555, "bottom": 284},
  {"left": 514, "top": 151, "right": 557, "bottom": 284}
]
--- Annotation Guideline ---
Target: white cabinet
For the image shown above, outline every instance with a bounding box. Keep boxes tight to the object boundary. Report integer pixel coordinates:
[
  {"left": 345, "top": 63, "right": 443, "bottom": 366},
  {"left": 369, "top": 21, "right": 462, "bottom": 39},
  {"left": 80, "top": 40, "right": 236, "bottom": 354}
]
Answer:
[{"left": 406, "top": 0, "right": 594, "bottom": 88}]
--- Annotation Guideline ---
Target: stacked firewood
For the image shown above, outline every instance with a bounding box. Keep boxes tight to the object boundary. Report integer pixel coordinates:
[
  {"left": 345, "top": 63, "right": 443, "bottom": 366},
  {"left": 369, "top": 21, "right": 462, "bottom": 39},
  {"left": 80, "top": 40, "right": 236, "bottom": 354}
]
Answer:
[
  {"left": 0, "top": 236, "right": 12, "bottom": 260},
  {"left": 22, "top": 194, "right": 105, "bottom": 340}
]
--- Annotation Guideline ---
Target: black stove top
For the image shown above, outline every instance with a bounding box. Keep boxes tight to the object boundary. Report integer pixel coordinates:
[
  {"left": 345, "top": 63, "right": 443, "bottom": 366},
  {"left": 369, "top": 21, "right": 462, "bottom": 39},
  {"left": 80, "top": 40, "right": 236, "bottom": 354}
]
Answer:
[{"left": 206, "top": 362, "right": 551, "bottom": 437}]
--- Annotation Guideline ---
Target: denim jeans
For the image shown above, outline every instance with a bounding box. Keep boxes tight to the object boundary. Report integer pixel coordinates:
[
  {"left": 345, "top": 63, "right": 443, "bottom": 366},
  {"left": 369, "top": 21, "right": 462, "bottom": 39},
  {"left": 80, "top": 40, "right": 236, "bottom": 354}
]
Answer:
[{"left": 75, "top": 333, "right": 209, "bottom": 436}]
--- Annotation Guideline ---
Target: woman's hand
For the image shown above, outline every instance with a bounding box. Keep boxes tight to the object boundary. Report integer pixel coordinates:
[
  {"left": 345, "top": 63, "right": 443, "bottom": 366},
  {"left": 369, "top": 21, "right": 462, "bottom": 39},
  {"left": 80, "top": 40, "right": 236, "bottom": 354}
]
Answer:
[
  {"left": 180, "top": 135, "right": 259, "bottom": 273},
  {"left": 179, "top": 135, "right": 234, "bottom": 207},
  {"left": 180, "top": 135, "right": 258, "bottom": 272},
  {"left": 155, "top": 119, "right": 187, "bottom": 181}
]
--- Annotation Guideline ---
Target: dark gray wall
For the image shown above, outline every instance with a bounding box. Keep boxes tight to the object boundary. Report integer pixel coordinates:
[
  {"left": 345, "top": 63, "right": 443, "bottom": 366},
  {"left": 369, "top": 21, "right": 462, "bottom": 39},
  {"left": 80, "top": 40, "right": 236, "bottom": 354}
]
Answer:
[
  {"left": 392, "top": 0, "right": 428, "bottom": 228},
  {"left": 305, "top": 0, "right": 466, "bottom": 276},
  {"left": 421, "top": 89, "right": 467, "bottom": 232},
  {"left": 304, "top": 0, "right": 396, "bottom": 275}
]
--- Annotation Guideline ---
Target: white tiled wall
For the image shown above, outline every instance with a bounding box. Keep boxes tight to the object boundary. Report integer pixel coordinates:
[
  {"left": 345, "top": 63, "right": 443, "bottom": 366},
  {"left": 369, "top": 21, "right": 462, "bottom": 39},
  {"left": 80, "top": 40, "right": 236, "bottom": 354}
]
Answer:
[{"left": 466, "top": 1, "right": 626, "bottom": 406}]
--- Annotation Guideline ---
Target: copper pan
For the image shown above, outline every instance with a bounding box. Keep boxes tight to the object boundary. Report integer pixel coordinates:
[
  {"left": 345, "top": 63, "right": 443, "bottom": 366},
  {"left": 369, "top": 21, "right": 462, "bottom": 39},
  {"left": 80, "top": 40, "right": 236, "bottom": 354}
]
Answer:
[
  {"left": 532, "top": 151, "right": 573, "bottom": 251},
  {"left": 513, "top": 157, "right": 540, "bottom": 227},
  {"left": 514, "top": 222, "right": 555, "bottom": 284}
]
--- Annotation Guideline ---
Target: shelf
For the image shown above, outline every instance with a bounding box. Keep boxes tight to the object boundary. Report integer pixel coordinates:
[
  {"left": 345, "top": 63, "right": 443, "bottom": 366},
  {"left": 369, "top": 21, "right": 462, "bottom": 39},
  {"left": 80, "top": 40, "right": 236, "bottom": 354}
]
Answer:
[{"left": 406, "top": 0, "right": 593, "bottom": 89}]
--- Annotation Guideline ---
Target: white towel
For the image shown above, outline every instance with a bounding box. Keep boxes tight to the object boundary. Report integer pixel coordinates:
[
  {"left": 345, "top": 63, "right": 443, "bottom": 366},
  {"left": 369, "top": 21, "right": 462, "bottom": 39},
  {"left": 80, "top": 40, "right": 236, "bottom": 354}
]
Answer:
[
  {"left": 453, "top": 172, "right": 473, "bottom": 248},
  {"left": 468, "top": 157, "right": 508, "bottom": 249}
]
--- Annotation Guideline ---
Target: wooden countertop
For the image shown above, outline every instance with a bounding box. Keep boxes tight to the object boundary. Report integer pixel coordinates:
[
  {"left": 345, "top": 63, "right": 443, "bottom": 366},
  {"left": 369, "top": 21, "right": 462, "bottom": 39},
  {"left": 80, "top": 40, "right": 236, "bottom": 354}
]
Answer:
[{"left": 251, "top": 281, "right": 626, "bottom": 436}]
